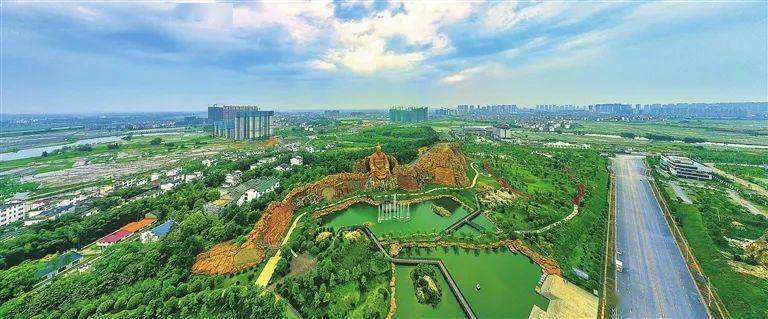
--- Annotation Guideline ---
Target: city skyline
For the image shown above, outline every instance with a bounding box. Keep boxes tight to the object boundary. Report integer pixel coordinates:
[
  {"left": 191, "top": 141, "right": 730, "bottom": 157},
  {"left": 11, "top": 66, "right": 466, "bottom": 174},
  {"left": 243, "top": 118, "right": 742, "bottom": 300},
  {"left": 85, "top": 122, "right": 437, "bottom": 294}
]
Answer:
[{"left": 2, "top": 1, "right": 767, "bottom": 114}]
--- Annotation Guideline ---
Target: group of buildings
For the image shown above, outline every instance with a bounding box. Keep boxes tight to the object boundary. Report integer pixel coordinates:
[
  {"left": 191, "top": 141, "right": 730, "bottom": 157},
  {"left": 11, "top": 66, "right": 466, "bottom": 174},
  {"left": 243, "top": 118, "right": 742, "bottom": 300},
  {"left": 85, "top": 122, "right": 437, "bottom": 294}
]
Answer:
[
  {"left": 534, "top": 102, "right": 767, "bottom": 119},
  {"left": 208, "top": 104, "right": 274, "bottom": 140},
  {"left": 1, "top": 165, "right": 202, "bottom": 228},
  {"left": 389, "top": 107, "right": 428, "bottom": 123},
  {"left": 96, "top": 217, "right": 175, "bottom": 247},
  {"left": 1, "top": 190, "right": 97, "bottom": 227}
]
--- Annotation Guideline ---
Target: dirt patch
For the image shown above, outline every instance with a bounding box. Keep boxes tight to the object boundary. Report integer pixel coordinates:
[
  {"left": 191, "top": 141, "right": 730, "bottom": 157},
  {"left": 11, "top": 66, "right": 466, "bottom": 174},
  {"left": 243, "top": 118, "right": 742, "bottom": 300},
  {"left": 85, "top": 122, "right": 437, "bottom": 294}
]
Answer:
[
  {"left": 289, "top": 254, "right": 317, "bottom": 277},
  {"left": 193, "top": 200, "right": 294, "bottom": 275}
]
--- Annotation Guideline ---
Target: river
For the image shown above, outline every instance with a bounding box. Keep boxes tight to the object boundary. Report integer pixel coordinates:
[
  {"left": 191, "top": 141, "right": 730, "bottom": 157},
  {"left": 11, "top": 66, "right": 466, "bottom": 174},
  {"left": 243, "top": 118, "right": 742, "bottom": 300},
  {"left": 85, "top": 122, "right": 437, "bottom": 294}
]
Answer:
[{"left": 0, "top": 135, "right": 125, "bottom": 161}]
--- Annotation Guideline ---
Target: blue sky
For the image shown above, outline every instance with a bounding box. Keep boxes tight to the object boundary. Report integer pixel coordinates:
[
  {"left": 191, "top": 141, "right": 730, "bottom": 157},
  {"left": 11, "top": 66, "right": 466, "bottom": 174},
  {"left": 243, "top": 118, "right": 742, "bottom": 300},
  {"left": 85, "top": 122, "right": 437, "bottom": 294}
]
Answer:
[{"left": 1, "top": 1, "right": 766, "bottom": 113}]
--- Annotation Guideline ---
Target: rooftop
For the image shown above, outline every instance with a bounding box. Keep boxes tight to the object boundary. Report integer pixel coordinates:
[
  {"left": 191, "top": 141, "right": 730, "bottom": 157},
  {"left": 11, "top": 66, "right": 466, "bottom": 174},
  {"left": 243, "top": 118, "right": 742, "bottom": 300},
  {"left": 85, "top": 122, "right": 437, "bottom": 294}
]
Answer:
[
  {"left": 37, "top": 251, "right": 83, "bottom": 277},
  {"left": 98, "top": 229, "right": 132, "bottom": 244},
  {"left": 230, "top": 176, "right": 280, "bottom": 199},
  {"left": 121, "top": 218, "right": 158, "bottom": 233},
  {"left": 150, "top": 220, "right": 174, "bottom": 237}
]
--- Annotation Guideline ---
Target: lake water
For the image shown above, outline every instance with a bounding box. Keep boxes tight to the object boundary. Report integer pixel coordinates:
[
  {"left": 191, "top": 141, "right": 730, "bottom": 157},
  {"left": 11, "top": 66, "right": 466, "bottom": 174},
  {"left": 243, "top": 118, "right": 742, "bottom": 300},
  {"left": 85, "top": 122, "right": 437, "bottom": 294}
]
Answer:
[
  {"left": 394, "top": 265, "right": 465, "bottom": 319},
  {"left": 0, "top": 135, "right": 125, "bottom": 161},
  {"left": 399, "top": 248, "right": 550, "bottom": 318},
  {"left": 323, "top": 198, "right": 480, "bottom": 236}
]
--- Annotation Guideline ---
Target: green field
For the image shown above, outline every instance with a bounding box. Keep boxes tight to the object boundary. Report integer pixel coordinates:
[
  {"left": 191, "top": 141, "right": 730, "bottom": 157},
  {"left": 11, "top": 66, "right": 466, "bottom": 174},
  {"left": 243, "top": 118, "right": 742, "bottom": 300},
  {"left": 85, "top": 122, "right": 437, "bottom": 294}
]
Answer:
[
  {"left": 323, "top": 198, "right": 472, "bottom": 237},
  {"left": 400, "top": 247, "right": 549, "bottom": 318},
  {"left": 393, "top": 265, "right": 464, "bottom": 319},
  {"left": 715, "top": 164, "right": 768, "bottom": 189},
  {"left": 572, "top": 119, "right": 768, "bottom": 146},
  {"left": 657, "top": 177, "right": 768, "bottom": 318}
]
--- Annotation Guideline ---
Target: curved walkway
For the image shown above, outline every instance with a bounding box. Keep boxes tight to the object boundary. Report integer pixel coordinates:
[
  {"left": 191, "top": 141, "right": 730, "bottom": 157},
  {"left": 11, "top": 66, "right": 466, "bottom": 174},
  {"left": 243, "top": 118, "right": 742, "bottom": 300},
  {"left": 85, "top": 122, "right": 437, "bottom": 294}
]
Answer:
[
  {"left": 514, "top": 204, "right": 579, "bottom": 235},
  {"left": 255, "top": 211, "right": 309, "bottom": 287},
  {"left": 337, "top": 225, "right": 478, "bottom": 319}
]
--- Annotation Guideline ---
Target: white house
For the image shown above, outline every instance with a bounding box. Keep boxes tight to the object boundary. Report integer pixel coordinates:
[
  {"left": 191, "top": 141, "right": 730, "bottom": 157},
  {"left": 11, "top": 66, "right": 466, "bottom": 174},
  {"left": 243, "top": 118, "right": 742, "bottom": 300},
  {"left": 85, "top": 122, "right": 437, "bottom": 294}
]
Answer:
[
  {"left": 290, "top": 155, "right": 303, "bottom": 166},
  {"left": 0, "top": 201, "right": 25, "bottom": 227},
  {"left": 150, "top": 173, "right": 161, "bottom": 182},
  {"left": 184, "top": 171, "right": 203, "bottom": 183},
  {"left": 275, "top": 163, "right": 291, "bottom": 172},
  {"left": 160, "top": 182, "right": 176, "bottom": 192},
  {"left": 258, "top": 157, "right": 277, "bottom": 165},
  {"left": 202, "top": 159, "right": 213, "bottom": 167},
  {"left": 236, "top": 176, "right": 281, "bottom": 207},
  {"left": 166, "top": 168, "right": 181, "bottom": 177},
  {"left": 224, "top": 170, "right": 243, "bottom": 187}
]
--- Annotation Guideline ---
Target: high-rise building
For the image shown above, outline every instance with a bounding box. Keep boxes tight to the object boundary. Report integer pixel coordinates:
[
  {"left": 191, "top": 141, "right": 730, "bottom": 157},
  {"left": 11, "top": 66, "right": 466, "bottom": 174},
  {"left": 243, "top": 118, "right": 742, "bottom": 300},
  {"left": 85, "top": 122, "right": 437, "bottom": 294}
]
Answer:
[
  {"left": 212, "top": 105, "right": 273, "bottom": 140},
  {"left": 389, "top": 107, "right": 428, "bottom": 122},
  {"left": 207, "top": 106, "right": 223, "bottom": 123}
]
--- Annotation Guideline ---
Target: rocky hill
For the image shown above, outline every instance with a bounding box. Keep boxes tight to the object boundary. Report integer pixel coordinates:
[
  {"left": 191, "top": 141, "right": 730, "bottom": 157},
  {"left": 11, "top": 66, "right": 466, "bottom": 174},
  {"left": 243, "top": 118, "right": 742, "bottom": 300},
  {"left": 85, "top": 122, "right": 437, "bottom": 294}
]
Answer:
[{"left": 192, "top": 143, "right": 470, "bottom": 275}]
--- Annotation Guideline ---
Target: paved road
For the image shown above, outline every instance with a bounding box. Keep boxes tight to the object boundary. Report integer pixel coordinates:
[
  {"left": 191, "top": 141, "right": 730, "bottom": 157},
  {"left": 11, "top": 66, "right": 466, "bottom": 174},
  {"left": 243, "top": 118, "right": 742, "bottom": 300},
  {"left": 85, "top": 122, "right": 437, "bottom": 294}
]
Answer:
[{"left": 613, "top": 155, "right": 708, "bottom": 319}]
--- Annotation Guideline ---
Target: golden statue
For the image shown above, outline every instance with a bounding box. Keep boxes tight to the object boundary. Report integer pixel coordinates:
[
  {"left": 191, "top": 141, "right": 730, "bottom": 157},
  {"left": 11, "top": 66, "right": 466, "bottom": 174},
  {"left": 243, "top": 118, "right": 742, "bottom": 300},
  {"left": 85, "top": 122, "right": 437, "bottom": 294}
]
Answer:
[{"left": 369, "top": 145, "right": 391, "bottom": 181}]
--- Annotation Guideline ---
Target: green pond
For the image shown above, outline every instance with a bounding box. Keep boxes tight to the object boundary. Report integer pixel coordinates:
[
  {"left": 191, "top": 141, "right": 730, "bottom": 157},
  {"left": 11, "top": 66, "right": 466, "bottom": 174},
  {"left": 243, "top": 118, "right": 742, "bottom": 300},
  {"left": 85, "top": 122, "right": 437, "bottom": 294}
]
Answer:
[
  {"left": 323, "top": 198, "right": 477, "bottom": 236},
  {"left": 394, "top": 265, "right": 465, "bottom": 319},
  {"left": 399, "top": 248, "right": 549, "bottom": 318}
]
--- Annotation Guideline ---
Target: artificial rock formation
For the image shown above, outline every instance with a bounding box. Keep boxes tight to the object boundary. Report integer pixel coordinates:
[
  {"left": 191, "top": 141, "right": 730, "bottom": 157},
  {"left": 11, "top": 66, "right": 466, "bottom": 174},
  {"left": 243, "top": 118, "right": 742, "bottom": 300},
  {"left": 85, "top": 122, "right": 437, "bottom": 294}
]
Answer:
[
  {"left": 410, "top": 143, "right": 469, "bottom": 187},
  {"left": 193, "top": 143, "right": 471, "bottom": 275}
]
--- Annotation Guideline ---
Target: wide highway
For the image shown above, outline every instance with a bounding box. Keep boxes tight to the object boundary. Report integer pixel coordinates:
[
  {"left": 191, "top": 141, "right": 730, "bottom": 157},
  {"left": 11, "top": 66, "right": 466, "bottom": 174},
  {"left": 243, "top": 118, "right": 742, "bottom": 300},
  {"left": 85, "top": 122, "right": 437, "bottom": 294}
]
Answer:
[{"left": 613, "top": 155, "right": 708, "bottom": 318}]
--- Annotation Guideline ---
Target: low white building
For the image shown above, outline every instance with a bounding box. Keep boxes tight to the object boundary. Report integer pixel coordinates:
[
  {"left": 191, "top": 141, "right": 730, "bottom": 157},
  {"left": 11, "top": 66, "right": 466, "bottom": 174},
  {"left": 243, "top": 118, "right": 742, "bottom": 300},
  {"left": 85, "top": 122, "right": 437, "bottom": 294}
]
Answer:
[
  {"left": 160, "top": 182, "right": 177, "bottom": 192},
  {"left": 150, "top": 173, "right": 161, "bottom": 182},
  {"left": 184, "top": 171, "right": 203, "bottom": 183},
  {"left": 166, "top": 168, "right": 181, "bottom": 177},
  {"left": 290, "top": 155, "right": 303, "bottom": 166},
  {"left": 544, "top": 141, "right": 590, "bottom": 149},
  {"left": 259, "top": 157, "right": 277, "bottom": 165},
  {"left": 115, "top": 178, "right": 147, "bottom": 189},
  {"left": 224, "top": 170, "right": 243, "bottom": 187},
  {"left": 202, "top": 159, "right": 213, "bottom": 167},
  {"left": 305, "top": 146, "right": 316, "bottom": 153},
  {"left": 236, "top": 176, "right": 280, "bottom": 206},
  {"left": 660, "top": 155, "right": 713, "bottom": 180},
  {"left": 275, "top": 163, "right": 292, "bottom": 172},
  {"left": 0, "top": 201, "right": 26, "bottom": 227}
]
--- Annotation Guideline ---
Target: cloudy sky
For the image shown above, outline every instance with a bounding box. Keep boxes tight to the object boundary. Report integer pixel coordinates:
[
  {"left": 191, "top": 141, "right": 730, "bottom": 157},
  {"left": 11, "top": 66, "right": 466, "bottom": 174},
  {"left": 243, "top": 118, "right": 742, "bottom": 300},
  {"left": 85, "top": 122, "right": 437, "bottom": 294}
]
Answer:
[{"left": 2, "top": 1, "right": 766, "bottom": 113}]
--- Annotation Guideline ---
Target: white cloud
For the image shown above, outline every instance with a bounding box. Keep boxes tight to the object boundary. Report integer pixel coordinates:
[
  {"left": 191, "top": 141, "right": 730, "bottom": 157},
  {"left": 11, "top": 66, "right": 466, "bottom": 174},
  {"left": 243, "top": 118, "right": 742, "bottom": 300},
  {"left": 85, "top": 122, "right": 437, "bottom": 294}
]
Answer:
[
  {"left": 481, "top": 1, "right": 567, "bottom": 33},
  {"left": 233, "top": 1, "right": 335, "bottom": 44},
  {"left": 440, "top": 65, "right": 499, "bottom": 84},
  {"left": 309, "top": 59, "right": 337, "bottom": 71}
]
